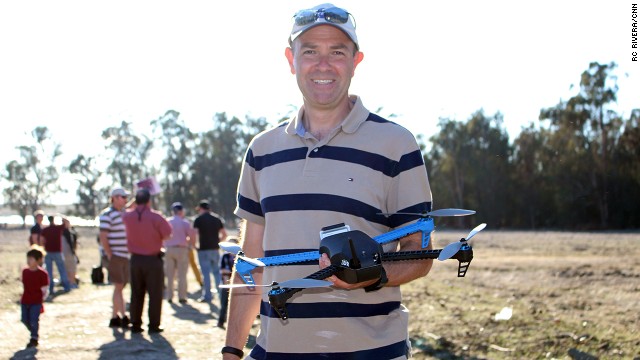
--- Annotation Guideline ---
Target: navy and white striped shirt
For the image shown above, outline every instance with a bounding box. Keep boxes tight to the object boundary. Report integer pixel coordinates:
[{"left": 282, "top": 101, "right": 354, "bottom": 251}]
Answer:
[
  {"left": 99, "top": 207, "right": 128, "bottom": 259},
  {"left": 235, "top": 96, "right": 432, "bottom": 360}
]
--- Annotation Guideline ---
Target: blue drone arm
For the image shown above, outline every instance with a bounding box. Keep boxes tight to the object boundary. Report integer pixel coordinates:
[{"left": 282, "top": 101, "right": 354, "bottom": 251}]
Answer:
[
  {"left": 234, "top": 258, "right": 258, "bottom": 285},
  {"left": 373, "top": 217, "right": 434, "bottom": 248},
  {"left": 234, "top": 250, "right": 320, "bottom": 285}
]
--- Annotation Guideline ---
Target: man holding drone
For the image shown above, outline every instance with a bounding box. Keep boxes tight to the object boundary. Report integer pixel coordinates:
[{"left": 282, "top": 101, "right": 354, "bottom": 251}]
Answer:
[{"left": 223, "top": 3, "right": 433, "bottom": 359}]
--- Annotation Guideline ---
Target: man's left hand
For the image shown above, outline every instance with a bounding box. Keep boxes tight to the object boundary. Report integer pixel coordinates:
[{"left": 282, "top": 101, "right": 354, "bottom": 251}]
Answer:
[{"left": 319, "top": 253, "right": 378, "bottom": 290}]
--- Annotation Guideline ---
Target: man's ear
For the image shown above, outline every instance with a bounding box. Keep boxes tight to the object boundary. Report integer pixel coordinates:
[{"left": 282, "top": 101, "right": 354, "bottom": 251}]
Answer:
[
  {"left": 285, "top": 47, "right": 296, "bottom": 75},
  {"left": 352, "top": 51, "right": 364, "bottom": 76}
]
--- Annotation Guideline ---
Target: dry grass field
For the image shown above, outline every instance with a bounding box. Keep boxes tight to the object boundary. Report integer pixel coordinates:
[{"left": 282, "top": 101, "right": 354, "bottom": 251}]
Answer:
[{"left": 0, "top": 227, "right": 638, "bottom": 359}]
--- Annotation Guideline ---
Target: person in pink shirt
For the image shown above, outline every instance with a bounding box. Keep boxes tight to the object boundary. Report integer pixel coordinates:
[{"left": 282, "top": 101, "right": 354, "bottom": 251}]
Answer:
[
  {"left": 122, "top": 189, "right": 172, "bottom": 334},
  {"left": 164, "top": 202, "right": 196, "bottom": 304}
]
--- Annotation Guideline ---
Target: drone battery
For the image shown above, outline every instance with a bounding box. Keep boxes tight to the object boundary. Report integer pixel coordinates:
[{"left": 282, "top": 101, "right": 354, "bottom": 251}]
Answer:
[
  {"left": 319, "top": 223, "right": 351, "bottom": 240},
  {"left": 319, "top": 230, "right": 384, "bottom": 284}
]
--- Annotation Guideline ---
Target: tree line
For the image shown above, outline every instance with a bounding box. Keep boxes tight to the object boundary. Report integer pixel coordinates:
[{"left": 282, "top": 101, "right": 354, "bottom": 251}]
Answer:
[
  {"left": 3, "top": 61, "right": 638, "bottom": 229},
  {"left": 426, "top": 62, "right": 639, "bottom": 229},
  {"left": 3, "top": 111, "right": 270, "bottom": 224}
]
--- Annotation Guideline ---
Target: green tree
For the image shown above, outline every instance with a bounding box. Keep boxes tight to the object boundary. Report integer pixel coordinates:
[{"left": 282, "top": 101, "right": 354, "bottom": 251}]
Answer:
[
  {"left": 191, "top": 113, "right": 269, "bottom": 222},
  {"left": 151, "top": 110, "right": 196, "bottom": 211},
  {"left": 68, "top": 154, "right": 106, "bottom": 218},
  {"left": 2, "top": 127, "right": 62, "bottom": 224},
  {"left": 511, "top": 124, "right": 555, "bottom": 228},
  {"left": 101, "top": 121, "right": 153, "bottom": 191},
  {"left": 539, "top": 62, "right": 622, "bottom": 228},
  {"left": 426, "top": 110, "right": 511, "bottom": 228},
  {"left": 610, "top": 109, "right": 640, "bottom": 227}
]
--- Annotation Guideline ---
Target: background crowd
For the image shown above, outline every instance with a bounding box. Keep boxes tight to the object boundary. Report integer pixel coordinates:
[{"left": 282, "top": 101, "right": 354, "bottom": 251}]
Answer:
[{"left": 21, "top": 186, "right": 231, "bottom": 347}]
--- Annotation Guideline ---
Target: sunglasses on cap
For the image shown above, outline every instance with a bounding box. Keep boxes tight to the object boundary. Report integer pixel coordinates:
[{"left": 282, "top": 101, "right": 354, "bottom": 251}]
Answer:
[{"left": 293, "top": 7, "right": 355, "bottom": 28}]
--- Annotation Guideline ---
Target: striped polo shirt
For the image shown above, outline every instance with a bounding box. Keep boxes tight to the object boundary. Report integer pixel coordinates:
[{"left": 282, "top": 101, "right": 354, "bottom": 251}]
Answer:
[
  {"left": 235, "top": 96, "right": 432, "bottom": 360},
  {"left": 99, "top": 207, "right": 128, "bottom": 259}
]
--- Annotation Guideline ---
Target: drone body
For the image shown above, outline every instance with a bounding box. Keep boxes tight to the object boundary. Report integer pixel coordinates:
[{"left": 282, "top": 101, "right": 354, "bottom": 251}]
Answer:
[{"left": 319, "top": 227, "right": 385, "bottom": 284}]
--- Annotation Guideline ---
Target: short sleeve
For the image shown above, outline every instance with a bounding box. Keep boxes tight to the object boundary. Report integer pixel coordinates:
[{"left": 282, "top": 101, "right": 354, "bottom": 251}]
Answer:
[
  {"left": 234, "top": 144, "right": 265, "bottom": 225},
  {"left": 385, "top": 131, "right": 433, "bottom": 228},
  {"left": 99, "top": 213, "right": 111, "bottom": 230}
]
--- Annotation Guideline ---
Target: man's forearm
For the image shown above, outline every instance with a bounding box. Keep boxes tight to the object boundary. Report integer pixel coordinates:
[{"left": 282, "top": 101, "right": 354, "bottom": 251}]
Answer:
[
  {"left": 223, "top": 271, "right": 263, "bottom": 359},
  {"left": 223, "top": 220, "right": 265, "bottom": 359},
  {"left": 384, "top": 232, "right": 433, "bottom": 286},
  {"left": 99, "top": 232, "right": 111, "bottom": 258}
]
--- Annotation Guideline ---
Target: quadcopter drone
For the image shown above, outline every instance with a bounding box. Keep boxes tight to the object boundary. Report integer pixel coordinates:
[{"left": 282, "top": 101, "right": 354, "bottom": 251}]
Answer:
[
  {"left": 220, "top": 209, "right": 486, "bottom": 320},
  {"left": 224, "top": 208, "right": 476, "bottom": 286}
]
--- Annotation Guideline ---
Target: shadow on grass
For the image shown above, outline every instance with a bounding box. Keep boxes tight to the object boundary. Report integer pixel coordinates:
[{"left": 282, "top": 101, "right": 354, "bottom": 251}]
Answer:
[
  {"left": 98, "top": 330, "right": 177, "bottom": 360},
  {"left": 10, "top": 347, "right": 37, "bottom": 360},
  {"left": 169, "top": 302, "right": 214, "bottom": 324}
]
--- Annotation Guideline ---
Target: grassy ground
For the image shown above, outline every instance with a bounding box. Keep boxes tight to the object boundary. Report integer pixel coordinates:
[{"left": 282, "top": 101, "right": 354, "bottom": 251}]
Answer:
[{"left": 0, "top": 227, "right": 639, "bottom": 359}]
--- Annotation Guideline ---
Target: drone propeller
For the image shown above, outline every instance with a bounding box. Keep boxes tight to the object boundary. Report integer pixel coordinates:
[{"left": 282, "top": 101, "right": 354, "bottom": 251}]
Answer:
[
  {"left": 219, "top": 241, "right": 243, "bottom": 255},
  {"left": 236, "top": 255, "right": 266, "bottom": 268},
  {"left": 220, "top": 278, "right": 332, "bottom": 289},
  {"left": 378, "top": 208, "right": 476, "bottom": 217},
  {"left": 437, "top": 223, "right": 487, "bottom": 261},
  {"left": 218, "top": 242, "right": 265, "bottom": 267}
]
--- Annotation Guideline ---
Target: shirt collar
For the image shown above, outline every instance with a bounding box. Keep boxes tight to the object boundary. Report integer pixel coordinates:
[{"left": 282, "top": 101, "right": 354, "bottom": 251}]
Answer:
[{"left": 284, "top": 95, "right": 370, "bottom": 137}]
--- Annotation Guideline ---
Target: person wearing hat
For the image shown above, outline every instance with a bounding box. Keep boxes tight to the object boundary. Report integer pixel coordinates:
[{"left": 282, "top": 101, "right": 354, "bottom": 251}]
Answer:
[
  {"left": 29, "top": 210, "right": 45, "bottom": 246},
  {"left": 164, "top": 202, "right": 195, "bottom": 304},
  {"left": 99, "top": 187, "right": 131, "bottom": 328},
  {"left": 193, "top": 200, "right": 227, "bottom": 303},
  {"left": 224, "top": 4, "right": 433, "bottom": 359},
  {"left": 122, "top": 188, "right": 172, "bottom": 333}
]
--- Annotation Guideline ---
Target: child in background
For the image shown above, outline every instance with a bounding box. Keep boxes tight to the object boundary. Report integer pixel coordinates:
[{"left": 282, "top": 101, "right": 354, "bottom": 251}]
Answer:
[{"left": 21, "top": 246, "right": 49, "bottom": 348}]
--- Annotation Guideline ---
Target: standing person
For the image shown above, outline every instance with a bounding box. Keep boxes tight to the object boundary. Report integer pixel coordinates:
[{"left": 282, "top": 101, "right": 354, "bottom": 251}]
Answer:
[
  {"left": 223, "top": 4, "right": 433, "bottom": 359},
  {"left": 164, "top": 202, "right": 195, "bottom": 304},
  {"left": 20, "top": 246, "right": 49, "bottom": 348},
  {"left": 188, "top": 245, "right": 203, "bottom": 288},
  {"left": 217, "top": 237, "right": 237, "bottom": 329},
  {"left": 122, "top": 189, "right": 172, "bottom": 333},
  {"left": 193, "top": 200, "right": 227, "bottom": 303},
  {"left": 61, "top": 218, "right": 79, "bottom": 288},
  {"left": 41, "top": 215, "right": 71, "bottom": 295},
  {"left": 99, "top": 187, "right": 131, "bottom": 328},
  {"left": 29, "top": 210, "right": 45, "bottom": 246}
]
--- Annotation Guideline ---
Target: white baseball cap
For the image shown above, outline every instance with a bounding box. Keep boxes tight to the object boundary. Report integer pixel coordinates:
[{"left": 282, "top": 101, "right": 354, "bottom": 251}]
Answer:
[
  {"left": 110, "top": 187, "right": 130, "bottom": 197},
  {"left": 290, "top": 4, "right": 358, "bottom": 49}
]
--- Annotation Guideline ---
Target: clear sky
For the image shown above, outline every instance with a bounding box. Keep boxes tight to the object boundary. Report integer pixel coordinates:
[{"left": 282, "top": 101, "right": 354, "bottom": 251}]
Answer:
[{"left": 1, "top": 0, "right": 638, "bottom": 205}]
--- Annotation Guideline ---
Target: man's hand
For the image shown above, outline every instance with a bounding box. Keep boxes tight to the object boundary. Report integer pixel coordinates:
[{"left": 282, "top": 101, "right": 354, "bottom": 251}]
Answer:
[{"left": 319, "top": 253, "right": 377, "bottom": 290}]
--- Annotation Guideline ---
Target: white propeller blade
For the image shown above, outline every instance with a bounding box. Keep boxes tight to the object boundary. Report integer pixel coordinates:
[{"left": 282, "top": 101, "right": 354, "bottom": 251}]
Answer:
[
  {"left": 465, "top": 223, "right": 486, "bottom": 241},
  {"left": 437, "top": 223, "right": 487, "bottom": 261},
  {"left": 220, "top": 278, "right": 332, "bottom": 289},
  {"left": 427, "top": 208, "right": 476, "bottom": 217},
  {"left": 237, "top": 255, "right": 266, "bottom": 267},
  {"left": 438, "top": 241, "right": 463, "bottom": 261},
  {"left": 219, "top": 241, "right": 243, "bottom": 254},
  {"left": 377, "top": 208, "right": 476, "bottom": 217},
  {"left": 277, "top": 279, "right": 333, "bottom": 288}
]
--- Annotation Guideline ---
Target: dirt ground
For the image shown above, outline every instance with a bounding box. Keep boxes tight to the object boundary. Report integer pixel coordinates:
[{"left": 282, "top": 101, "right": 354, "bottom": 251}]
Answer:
[{"left": 0, "top": 227, "right": 639, "bottom": 360}]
